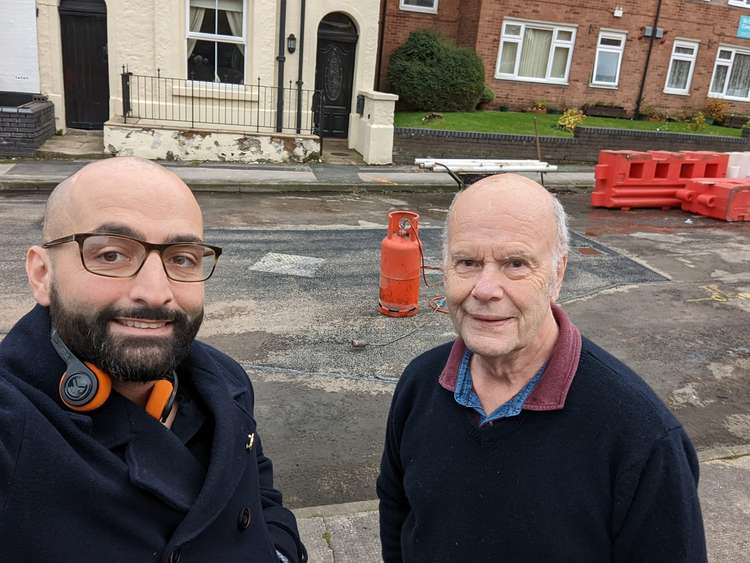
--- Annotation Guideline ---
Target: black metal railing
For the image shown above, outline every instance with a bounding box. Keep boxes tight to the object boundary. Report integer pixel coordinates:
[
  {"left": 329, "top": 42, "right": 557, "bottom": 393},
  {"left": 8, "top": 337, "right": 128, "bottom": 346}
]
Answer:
[{"left": 121, "top": 67, "right": 320, "bottom": 135}]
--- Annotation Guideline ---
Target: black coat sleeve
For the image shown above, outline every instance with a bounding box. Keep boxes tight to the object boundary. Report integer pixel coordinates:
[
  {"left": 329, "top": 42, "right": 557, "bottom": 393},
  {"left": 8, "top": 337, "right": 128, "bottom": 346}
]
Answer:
[{"left": 612, "top": 426, "right": 707, "bottom": 563}]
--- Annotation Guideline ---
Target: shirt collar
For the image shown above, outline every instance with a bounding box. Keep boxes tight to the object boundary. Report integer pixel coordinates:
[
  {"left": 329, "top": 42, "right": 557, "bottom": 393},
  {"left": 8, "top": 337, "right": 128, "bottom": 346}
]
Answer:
[{"left": 438, "top": 303, "right": 582, "bottom": 411}]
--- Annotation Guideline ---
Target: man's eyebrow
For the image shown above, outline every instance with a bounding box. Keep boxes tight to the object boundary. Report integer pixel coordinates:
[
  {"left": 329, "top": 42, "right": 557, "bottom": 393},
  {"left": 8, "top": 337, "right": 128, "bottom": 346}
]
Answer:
[
  {"left": 92, "top": 223, "right": 144, "bottom": 239},
  {"left": 91, "top": 223, "right": 203, "bottom": 243}
]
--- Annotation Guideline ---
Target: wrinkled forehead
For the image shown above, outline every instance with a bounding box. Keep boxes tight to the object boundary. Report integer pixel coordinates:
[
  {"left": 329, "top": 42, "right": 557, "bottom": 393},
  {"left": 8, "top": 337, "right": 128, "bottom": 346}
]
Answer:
[{"left": 446, "top": 183, "right": 559, "bottom": 252}]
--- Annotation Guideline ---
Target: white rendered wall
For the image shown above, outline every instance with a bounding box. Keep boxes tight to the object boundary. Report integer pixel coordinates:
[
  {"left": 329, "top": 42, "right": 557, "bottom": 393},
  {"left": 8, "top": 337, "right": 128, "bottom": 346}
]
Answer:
[
  {"left": 0, "top": 0, "right": 40, "bottom": 93},
  {"left": 349, "top": 89, "right": 398, "bottom": 164},
  {"left": 104, "top": 119, "right": 320, "bottom": 163}
]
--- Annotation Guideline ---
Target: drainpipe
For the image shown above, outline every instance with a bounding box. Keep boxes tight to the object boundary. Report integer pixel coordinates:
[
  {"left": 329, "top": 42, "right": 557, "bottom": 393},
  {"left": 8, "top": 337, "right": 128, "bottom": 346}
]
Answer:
[
  {"left": 276, "top": 0, "right": 287, "bottom": 133},
  {"left": 295, "top": 0, "right": 306, "bottom": 133},
  {"left": 375, "top": 0, "right": 387, "bottom": 91},
  {"left": 634, "top": 0, "right": 662, "bottom": 118}
]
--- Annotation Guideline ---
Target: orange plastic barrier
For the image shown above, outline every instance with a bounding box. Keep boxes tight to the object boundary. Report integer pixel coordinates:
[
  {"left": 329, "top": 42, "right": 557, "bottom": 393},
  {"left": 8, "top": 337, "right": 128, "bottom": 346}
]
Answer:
[
  {"left": 592, "top": 150, "right": 729, "bottom": 209},
  {"left": 677, "top": 179, "right": 750, "bottom": 222}
]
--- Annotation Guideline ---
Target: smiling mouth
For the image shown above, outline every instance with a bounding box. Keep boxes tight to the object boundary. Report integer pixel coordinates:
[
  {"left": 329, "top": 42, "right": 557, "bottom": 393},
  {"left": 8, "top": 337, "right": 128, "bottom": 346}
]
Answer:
[
  {"left": 113, "top": 318, "right": 172, "bottom": 330},
  {"left": 470, "top": 314, "right": 513, "bottom": 323}
]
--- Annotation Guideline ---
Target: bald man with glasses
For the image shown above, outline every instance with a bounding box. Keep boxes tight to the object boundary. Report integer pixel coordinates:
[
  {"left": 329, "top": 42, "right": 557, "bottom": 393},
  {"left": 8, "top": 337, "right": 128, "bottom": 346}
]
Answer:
[{"left": 0, "top": 158, "right": 306, "bottom": 563}]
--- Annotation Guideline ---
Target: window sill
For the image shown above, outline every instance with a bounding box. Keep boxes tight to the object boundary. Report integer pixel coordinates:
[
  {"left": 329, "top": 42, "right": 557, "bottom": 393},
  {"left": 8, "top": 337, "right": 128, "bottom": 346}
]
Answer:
[
  {"left": 174, "top": 83, "right": 257, "bottom": 102},
  {"left": 589, "top": 83, "right": 619, "bottom": 90},
  {"left": 495, "top": 75, "right": 569, "bottom": 86},
  {"left": 399, "top": 5, "right": 438, "bottom": 14},
  {"left": 663, "top": 89, "right": 690, "bottom": 96},
  {"left": 707, "top": 92, "right": 750, "bottom": 103}
]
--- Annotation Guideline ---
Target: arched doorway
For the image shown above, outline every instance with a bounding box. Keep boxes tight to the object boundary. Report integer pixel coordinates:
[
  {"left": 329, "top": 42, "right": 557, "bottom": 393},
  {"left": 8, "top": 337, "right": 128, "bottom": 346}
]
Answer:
[
  {"left": 59, "top": 0, "right": 110, "bottom": 129},
  {"left": 314, "top": 13, "right": 358, "bottom": 138}
]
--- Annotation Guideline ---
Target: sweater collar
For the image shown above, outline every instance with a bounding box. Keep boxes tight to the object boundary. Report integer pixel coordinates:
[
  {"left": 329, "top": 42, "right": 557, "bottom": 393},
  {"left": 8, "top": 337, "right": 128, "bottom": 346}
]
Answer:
[{"left": 438, "top": 304, "right": 582, "bottom": 411}]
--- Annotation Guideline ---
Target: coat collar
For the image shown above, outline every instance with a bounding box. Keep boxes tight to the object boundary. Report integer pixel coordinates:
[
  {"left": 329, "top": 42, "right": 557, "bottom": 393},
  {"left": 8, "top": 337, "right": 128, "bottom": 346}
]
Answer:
[
  {"left": 0, "top": 305, "right": 254, "bottom": 537},
  {"left": 438, "top": 304, "right": 582, "bottom": 411}
]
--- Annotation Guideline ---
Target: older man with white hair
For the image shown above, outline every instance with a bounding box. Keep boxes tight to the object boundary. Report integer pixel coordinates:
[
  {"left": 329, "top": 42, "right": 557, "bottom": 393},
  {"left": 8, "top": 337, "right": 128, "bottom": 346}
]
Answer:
[{"left": 377, "top": 174, "right": 706, "bottom": 563}]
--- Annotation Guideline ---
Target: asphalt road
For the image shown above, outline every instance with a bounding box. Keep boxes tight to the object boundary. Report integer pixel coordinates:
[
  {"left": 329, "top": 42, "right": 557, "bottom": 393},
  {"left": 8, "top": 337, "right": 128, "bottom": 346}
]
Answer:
[{"left": 1, "top": 190, "right": 748, "bottom": 509}]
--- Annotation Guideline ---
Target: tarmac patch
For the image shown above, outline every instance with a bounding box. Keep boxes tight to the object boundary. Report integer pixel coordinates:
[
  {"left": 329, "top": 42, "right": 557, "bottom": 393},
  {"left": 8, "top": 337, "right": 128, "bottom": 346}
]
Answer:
[
  {"left": 249, "top": 252, "right": 325, "bottom": 278},
  {"left": 724, "top": 414, "right": 750, "bottom": 440}
]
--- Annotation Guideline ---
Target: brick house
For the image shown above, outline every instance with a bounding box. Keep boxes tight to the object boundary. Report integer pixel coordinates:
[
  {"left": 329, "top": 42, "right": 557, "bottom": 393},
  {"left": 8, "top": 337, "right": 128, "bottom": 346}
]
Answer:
[{"left": 378, "top": 0, "right": 750, "bottom": 117}]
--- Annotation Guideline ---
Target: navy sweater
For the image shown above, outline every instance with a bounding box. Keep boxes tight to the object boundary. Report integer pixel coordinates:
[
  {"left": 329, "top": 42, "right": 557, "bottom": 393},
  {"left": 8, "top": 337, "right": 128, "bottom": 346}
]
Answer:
[{"left": 377, "top": 338, "right": 707, "bottom": 563}]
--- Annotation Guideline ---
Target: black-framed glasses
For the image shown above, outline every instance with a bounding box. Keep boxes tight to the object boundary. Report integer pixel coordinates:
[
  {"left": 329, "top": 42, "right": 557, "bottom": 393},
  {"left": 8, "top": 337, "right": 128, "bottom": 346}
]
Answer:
[{"left": 42, "top": 233, "right": 222, "bottom": 282}]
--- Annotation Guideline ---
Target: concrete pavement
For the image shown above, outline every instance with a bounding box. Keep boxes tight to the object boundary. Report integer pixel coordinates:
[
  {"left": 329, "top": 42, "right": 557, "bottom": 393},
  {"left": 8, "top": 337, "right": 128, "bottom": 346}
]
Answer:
[{"left": 0, "top": 158, "right": 595, "bottom": 193}]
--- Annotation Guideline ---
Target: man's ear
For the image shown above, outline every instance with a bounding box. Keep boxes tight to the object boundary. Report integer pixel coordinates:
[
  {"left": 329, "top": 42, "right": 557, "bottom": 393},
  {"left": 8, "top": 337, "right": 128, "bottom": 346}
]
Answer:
[
  {"left": 550, "top": 254, "right": 568, "bottom": 302},
  {"left": 26, "top": 246, "right": 52, "bottom": 306}
]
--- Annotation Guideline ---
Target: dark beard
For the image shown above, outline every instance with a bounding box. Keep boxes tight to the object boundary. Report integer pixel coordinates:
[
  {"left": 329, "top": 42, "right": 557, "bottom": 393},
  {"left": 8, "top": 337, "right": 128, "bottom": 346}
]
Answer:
[{"left": 49, "top": 286, "right": 203, "bottom": 383}]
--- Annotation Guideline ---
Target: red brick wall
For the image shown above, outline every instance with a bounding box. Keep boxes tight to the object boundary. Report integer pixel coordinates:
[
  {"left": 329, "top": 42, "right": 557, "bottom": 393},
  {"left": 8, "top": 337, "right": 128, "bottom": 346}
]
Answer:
[
  {"left": 378, "top": 0, "right": 463, "bottom": 89},
  {"left": 380, "top": 0, "right": 750, "bottom": 116}
]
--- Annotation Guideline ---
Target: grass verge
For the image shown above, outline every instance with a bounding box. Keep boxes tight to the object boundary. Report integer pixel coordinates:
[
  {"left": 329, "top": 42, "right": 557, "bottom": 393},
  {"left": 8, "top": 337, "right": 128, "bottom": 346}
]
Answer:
[{"left": 394, "top": 111, "right": 743, "bottom": 138}]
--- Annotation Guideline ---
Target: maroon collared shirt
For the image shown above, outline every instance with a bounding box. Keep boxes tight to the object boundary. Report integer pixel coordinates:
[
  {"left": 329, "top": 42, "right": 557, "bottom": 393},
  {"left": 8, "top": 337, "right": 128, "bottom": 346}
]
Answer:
[{"left": 438, "top": 304, "right": 583, "bottom": 411}]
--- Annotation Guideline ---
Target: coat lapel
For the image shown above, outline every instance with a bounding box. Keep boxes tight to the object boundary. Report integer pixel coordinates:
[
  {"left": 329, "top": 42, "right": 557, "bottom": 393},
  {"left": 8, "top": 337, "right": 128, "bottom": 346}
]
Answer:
[{"left": 169, "top": 343, "right": 254, "bottom": 546}]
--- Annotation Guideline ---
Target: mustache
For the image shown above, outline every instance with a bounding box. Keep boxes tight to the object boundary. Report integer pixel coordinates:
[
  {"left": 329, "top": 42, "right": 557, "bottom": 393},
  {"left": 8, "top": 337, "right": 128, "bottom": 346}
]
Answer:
[{"left": 102, "top": 307, "right": 182, "bottom": 323}]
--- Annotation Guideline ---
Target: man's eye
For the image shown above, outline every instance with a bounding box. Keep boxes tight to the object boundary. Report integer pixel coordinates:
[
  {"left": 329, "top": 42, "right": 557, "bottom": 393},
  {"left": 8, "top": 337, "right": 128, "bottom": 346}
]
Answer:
[
  {"left": 169, "top": 254, "right": 200, "bottom": 268},
  {"left": 97, "top": 250, "right": 128, "bottom": 263},
  {"left": 509, "top": 259, "right": 526, "bottom": 268},
  {"left": 457, "top": 259, "right": 478, "bottom": 268}
]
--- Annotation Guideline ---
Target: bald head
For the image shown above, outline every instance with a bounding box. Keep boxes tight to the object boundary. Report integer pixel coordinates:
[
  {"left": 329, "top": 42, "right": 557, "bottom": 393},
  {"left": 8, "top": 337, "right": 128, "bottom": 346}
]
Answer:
[
  {"left": 42, "top": 157, "right": 201, "bottom": 241},
  {"left": 443, "top": 174, "right": 569, "bottom": 268}
]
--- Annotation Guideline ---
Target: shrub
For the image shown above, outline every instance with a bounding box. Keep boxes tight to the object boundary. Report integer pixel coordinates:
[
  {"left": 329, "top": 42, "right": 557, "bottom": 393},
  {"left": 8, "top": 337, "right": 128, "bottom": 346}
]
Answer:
[
  {"left": 640, "top": 105, "right": 668, "bottom": 122},
  {"left": 557, "top": 109, "right": 585, "bottom": 132},
  {"left": 703, "top": 100, "right": 729, "bottom": 123},
  {"left": 528, "top": 100, "right": 548, "bottom": 113},
  {"left": 388, "top": 31, "right": 485, "bottom": 112},
  {"left": 479, "top": 84, "right": 495, "bottom": 104},
  {"left": 688, "top": 111, "right": 707, "bottom": 131}
]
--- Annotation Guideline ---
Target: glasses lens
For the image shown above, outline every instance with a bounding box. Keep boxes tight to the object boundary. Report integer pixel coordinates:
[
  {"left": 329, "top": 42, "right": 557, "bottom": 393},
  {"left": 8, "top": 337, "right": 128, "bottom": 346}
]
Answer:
[
  {"left": 81, "top": 235, "right": 146, "bottom": 277},
  {"left": 162, "top": 244, "right": 217, "bottom": 281}
]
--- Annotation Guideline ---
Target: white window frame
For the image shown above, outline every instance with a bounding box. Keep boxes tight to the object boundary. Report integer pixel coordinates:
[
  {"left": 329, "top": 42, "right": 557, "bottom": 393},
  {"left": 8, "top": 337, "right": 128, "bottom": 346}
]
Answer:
[
  {"left": 728, "top": 0, "right": 750, "bottom": 8},
  {"left": 708, "top": 44, "right": 750, "bottom": 101},
  {"left": 590, "top": 31, "right": 626, "bottom": 88},
  {"left": 494, "top": 19, "right": 577, "bottom": 85},
  {"left": 185, "top": 0, "right": 247, "bottom": 83},
  {"left": 399, "top": 0, "right": 439, "bottom": 14},
  {"left": 663, "top": 40, "right": 698, "bottom": 96}
]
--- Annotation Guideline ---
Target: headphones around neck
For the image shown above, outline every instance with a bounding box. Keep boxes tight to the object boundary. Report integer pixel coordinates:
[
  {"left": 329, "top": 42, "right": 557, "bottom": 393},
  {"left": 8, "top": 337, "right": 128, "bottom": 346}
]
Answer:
[{"left": 50, "top": 329, "right": 178, "bottom": 422}]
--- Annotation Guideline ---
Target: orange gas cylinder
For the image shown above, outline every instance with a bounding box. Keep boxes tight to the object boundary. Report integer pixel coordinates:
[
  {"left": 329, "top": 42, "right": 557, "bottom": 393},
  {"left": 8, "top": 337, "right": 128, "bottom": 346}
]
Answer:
[{"left": 378, "top": 211, "right": 421, "bottom": 317}]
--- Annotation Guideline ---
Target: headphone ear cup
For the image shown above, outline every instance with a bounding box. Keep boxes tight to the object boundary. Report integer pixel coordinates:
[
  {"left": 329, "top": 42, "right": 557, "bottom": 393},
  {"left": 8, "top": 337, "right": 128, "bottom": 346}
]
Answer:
[
  {"left": 59, "top": 362, "right": 112, "bottom": 412},
  {"left": 145, "top": 379, "right": 175, "bottom": 421}
]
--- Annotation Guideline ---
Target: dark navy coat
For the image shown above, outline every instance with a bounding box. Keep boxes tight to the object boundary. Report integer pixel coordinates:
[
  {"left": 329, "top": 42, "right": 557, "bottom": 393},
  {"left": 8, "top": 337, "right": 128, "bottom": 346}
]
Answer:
[{"left": 0, "top": 306, "right": 306, "bottom": 563}]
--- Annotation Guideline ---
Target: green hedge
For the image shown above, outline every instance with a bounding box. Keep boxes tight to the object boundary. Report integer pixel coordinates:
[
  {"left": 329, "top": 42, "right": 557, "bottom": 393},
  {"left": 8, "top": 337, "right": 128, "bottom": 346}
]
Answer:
[{"left": 387, "top": 31, "right": 485, "bottom": 112}]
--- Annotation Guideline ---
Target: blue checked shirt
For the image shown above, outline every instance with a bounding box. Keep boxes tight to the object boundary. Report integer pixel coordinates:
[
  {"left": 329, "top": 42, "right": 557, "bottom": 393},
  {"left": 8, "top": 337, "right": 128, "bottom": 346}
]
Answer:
[{"left": 454, "top": 349, "right": 544, "bottom": 425}]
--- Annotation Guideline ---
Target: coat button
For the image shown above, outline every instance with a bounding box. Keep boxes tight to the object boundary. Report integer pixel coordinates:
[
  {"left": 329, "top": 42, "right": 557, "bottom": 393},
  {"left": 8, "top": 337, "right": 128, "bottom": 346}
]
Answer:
[
  {"left": 238, "top": 506, "right": 252, "bottom": 530},
  {"left": 168, "top": 549, "right": 181, "bottom": 563}
]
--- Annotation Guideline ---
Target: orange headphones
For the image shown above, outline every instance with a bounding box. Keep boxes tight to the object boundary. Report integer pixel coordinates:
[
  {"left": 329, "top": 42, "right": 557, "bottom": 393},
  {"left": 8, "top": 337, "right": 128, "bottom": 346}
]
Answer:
[{"left": 51, "top": 329, "right": 178, "bottom": 422}]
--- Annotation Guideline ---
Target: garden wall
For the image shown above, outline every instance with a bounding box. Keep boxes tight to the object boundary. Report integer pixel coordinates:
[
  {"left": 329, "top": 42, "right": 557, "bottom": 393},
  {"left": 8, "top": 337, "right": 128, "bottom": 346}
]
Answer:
[{"left": 392, "top": 126, "right": 750, "bottom": 164}]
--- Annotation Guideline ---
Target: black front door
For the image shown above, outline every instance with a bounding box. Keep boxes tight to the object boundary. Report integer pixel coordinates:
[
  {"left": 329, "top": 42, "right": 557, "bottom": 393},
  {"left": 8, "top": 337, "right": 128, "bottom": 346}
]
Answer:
[
  {"left": 60, "top": 0, "right": 110, "bottom": 129},
  {"left": 314, "top": 13, "right": 357, "bottom": 138}
]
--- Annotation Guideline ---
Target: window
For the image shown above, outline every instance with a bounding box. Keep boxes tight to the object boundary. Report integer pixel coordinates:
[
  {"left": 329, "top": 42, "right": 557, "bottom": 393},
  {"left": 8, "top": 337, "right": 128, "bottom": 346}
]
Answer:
[
  {"left": 400, "top": 0, "right": 438, "bottom": 13},
  {"left": 186, "top": 0, "right": 246, "bottom": 84},
  {"left": 709, "top": 46, "right": 750, "bottom": 101},
  {"left": 728, "top": 0, "right": 750, "bottom": 7},
  {"left": 591, "top": 32, "right": 626, "bottom": 87},
  {"left": 495, "top": 19, "right": 576, "bottom": 84},
  {"left": 664, "top": 40, "right": 698, "bottom": 95}
]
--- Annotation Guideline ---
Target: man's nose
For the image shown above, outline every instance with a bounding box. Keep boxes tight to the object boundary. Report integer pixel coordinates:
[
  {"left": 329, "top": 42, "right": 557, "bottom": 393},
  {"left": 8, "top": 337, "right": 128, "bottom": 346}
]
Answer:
[
  {"left": 470, "top": 264, "right": 506, "bottom": 301},
  {"left": 129, "top": 251, "right": 174, "bottom": 306}
]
